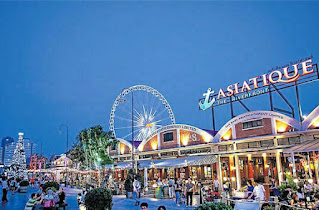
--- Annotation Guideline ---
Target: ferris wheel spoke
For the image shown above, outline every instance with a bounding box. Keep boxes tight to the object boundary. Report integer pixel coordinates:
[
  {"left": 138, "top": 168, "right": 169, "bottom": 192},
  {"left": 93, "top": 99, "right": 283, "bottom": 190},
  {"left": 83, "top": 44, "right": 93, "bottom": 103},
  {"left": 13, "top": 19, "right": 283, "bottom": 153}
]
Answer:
[
  {"left": 121, "top": 128, "right": 141, "bottom": 140},
  {"left": 114, "top": 125, "right": 145, "bottom": 130},
  {"left": 152, "top": 117, "right": 171, "bottom": 125},
  {"left": 110, "top": 85, "right": 175, "bottom": 141},
  {"left": 114, "top": 115, "right": 138, "bottom": 123},
  {"left": 154, "top": 107, "right": 170, "bottom": 120},
  {"left": 116, "top": 103, "right": 133, "bottom": 116}
]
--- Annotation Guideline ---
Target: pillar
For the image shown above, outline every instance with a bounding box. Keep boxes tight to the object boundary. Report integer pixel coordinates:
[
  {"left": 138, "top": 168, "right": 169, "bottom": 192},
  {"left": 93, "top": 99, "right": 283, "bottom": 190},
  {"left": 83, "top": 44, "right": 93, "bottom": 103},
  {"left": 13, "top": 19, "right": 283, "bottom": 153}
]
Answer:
[
  {"left": 307, "top": 153, "right": 313, "bottom": 180},
  {"left": 229, "top": 156, "right": 236, "bottom": 188},
  {"left": 263, "top": 153, "right": 269, "bottom": 183},
  {"left": 276, "top": 151, "right": 283, "bottom": 184},
  {"left": 290, "top": 152, "right": 297, "bottom": 178},
  {"left": 235, "top": 155, "right": 241, "bottom": 190},
  {"left": 144, "top": 167, "right": 148, "bottom": 188},
  {"left": 248, "top": 154, "right": 254, "bottom": 180},
  {"left": 216, "top": 155, "right": 223, "bottom": 190}
]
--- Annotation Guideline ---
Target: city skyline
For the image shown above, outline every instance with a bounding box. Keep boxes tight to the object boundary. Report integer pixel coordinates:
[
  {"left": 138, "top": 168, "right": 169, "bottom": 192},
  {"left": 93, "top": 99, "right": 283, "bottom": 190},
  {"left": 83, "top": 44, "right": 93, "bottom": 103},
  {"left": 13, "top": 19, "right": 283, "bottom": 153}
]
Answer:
[{"left": 1, "top": 2, "right": 319, "bottom": 155}]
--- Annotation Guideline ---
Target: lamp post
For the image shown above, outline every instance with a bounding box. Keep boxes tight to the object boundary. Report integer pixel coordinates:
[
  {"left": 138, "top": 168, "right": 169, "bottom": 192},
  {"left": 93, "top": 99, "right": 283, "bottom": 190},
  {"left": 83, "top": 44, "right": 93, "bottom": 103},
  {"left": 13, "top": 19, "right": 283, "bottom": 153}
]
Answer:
[
  {"left": 117, "top": 88, "right": 135, "bottom": 172},
  {"left": 59, "top": 124, "right": 69, "bottom": 153}
]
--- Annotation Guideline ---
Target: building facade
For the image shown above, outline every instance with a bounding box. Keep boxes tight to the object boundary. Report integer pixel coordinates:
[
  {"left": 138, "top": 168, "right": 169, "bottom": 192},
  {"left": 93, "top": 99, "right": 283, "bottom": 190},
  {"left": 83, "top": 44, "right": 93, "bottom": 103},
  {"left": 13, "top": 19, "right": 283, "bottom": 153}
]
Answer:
[{"left": 108, "top": 106, "right": 319, "bottom": 196}]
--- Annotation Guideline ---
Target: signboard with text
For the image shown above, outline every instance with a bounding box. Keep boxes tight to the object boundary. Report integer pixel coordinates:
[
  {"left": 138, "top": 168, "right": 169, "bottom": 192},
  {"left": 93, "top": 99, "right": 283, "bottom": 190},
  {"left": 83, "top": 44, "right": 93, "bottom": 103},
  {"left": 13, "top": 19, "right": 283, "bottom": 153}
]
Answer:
[{"left": 199, "top": 56, "right": 318, "bottom": 110}]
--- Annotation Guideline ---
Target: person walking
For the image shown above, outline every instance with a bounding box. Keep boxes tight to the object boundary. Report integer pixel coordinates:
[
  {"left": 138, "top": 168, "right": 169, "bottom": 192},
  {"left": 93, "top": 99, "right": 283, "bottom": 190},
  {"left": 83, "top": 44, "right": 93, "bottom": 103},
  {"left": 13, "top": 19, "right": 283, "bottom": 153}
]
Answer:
[
  {"left": 174, "top": 178, "right": 181, "bottom": 206},
  {"left": 1, "top": 177, "right": 9, "bottom": 203},
  {"left": 168, "top": 178, "right": 174, "bottom": 199},
  {"left": 133, "top": 176, "right": 141, "bottom": 206},
  {"left": 185, "top": 178, "right": 194, "bottom": 207}
]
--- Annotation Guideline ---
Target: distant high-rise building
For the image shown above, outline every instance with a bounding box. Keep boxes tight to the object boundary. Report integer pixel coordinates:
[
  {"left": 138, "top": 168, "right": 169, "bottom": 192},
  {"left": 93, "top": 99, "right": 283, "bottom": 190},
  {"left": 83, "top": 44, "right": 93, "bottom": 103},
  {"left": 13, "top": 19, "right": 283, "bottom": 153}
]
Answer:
[
  {"left": 0, "top": 147, "right": 3, "bottom": 165},
  {"left": 1, "top": 136, "right": 14, "bottom": 164},
  {"left": 4, "top": 142, "right": 16, "bottom": 166},
  {"left": 24, "top": 138, "right": 37, "bottom": 161}
]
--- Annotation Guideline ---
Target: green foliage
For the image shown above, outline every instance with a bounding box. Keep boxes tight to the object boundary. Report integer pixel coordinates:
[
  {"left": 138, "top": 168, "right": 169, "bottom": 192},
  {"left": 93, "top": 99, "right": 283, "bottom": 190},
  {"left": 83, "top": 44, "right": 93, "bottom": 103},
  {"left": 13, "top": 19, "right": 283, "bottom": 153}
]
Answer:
[
  {"left": 195, "top": 202, "right": 233, "bottom": 210},
  {"left": 69, "top": 125, "right": 117, "bottom": 169},
  {"left": 42, "top": 181, "right": 60, "bottom": 192},
  {"left": 278, "top": 171, "right": 297, "bottom": 195},
  {"left": 19, "top": 180, "right": 29, "bottom": 187},
  {"left": 124, "top": 169, "right": 144, "bottom": 192},
  {"left": 84, "top": 187, "right": 113, "bottom": 210}
]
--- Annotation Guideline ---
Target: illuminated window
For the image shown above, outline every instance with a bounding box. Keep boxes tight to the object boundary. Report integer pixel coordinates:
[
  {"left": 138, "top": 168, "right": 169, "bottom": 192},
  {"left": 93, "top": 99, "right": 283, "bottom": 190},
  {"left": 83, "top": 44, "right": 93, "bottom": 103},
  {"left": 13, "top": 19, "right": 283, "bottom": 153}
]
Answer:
[
  {"left": 242, "top": 119, "right": 262, "bottom": 130},
  {"left": 163, "top": 132, "right": 174, "bottom": 142},
  {"left": 204, "top": 166, "right": 212, "bottom": 178}
]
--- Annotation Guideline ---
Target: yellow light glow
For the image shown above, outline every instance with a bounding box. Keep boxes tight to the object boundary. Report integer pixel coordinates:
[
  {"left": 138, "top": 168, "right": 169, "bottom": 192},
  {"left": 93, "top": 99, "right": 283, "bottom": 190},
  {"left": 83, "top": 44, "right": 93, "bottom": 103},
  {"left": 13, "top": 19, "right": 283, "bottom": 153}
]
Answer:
[
  {"left": 120, "top": 146, "right": 125, "bottom": 155},
  {"left": 286, "top": 171, "right": 291, "bottom": 175},
  {"left": 231, "top": 166, "right": 236, "bottom": 170},
  {"left": 309, "top": 179, "right": 313, "bottom": 183},
  {"left": 231, "top": 177, "right": 236, "bottom": 181},
  {"left": 223, "top": 177, "right": 227, "bottom": 181},
  {"left": 203, "top": 134, "right": 211, "bottom": 143},
  {"left": 247, "top": 154, "right": 251, "bottom": 158},
  {"left": 222, "top": 129, "right": 232, "bottom": 141},
  {"left": 277, "top": 126, "right": 286, "bottom": 132},
  {"left": 262, "top": 153, "right": 267, "bottom": 157},
  {"left": 151, "top": 142, "right": 157, "bottom": 150},
  {"left": 265, "top": 164, "right": 270, "bottom": 168},
  {"left": 294, "top": 179, "right": 298, "bottom": 183},
  {"left": 181, "top": 134, "right": 189, "bottom": 146},
  {"left": 223, "top": 134, "right": 230, "bottom": 140},
  {"left": 138, "top": 146, "right": 143, "bottom": 152},
  {"left": 289, "top": 163, "right": 293, "bottom": 167},
  {"left": 146, "top": 123, "right": 153, "bottom": 127},
  {"left": 313, "top": 118, "right": 319, "bottom": 127}
]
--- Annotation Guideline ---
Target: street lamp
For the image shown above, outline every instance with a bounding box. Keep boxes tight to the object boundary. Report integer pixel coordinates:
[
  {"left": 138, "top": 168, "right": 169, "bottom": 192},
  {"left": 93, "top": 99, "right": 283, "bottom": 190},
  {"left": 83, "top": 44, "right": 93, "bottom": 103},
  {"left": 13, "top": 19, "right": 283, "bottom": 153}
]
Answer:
[
  {"left": 59, "top": 124, "right": 69, "bottom": 153},
  {"left": 117, "top": 88, "right": 135, "bottom": 172}
]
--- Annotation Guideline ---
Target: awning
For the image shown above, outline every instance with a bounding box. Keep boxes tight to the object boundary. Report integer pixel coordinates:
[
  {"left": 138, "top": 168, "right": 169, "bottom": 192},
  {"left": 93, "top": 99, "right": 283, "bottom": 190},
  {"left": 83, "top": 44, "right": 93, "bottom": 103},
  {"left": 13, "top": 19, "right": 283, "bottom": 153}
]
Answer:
[
  {"left": 114, "top": 155, "right": 218, "bottom": 170},
  {"left": 284, "top": 139, "right": 319, "bottom": 153},
  {"left": 153, "top": 158, "right": 188, "bottom": 168},
  {"left": 114, "top": 161, "right": 132, "bottom": 169}
]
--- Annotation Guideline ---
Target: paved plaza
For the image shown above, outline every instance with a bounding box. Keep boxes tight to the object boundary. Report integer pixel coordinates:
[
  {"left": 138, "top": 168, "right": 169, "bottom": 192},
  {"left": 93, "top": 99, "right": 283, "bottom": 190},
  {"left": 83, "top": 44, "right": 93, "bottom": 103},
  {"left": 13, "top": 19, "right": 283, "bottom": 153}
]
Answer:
[{"left": 0, "top": 187, "right": 199, "bottom": 210}]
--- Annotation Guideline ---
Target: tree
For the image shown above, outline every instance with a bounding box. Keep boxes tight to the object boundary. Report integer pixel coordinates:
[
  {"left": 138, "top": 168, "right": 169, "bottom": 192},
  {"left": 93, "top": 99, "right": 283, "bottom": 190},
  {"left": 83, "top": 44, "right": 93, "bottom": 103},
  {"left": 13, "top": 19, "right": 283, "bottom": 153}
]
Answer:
[{"left": 68, "top": 125, "right": 117, "bottom": 169}]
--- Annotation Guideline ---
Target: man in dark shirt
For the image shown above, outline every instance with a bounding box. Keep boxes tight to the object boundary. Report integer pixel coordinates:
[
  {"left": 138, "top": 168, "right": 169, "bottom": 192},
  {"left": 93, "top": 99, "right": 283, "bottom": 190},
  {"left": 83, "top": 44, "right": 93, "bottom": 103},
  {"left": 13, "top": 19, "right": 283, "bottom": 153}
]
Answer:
[
  {"left": 185, "top": 178, "right": 194, "bottom": 207},
  {"left": 57, "top": 187, "right": 66, "bottom": 206}
]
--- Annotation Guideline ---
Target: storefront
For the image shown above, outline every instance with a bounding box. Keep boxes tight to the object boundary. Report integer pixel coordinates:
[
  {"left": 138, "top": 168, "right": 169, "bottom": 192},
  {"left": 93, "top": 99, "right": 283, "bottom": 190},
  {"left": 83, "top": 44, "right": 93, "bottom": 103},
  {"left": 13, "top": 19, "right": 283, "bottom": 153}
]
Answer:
[{"left": 109, "top": 105, "right": 319, "bottom": 197}]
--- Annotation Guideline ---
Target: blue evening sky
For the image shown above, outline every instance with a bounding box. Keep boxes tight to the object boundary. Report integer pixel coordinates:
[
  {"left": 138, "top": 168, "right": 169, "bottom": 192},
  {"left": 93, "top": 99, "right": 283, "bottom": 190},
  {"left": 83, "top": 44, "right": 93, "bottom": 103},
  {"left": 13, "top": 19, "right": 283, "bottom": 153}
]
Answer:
[{"left": 1, "top": 1, "right": 319, "bottom": 156}]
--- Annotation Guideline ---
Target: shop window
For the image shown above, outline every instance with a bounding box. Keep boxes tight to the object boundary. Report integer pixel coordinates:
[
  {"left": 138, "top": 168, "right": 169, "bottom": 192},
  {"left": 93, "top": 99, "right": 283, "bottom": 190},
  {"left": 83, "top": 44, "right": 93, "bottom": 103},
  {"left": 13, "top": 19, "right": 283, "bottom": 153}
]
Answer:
[
  {"left": 249, "top": 141, "right": 260, "bottom": 148},
  {"left": 278, "top": 137, "right": 300, "bottom": 145},
  {"left": 242, "top": 119, "right": 263, "bottom": 130},
  {"left": 163, "top": 132, "right": 174, "bottom": 142},
  {"left": 260, "top": 139, "right": 274, "bottom": 147},
  {"left": 289, "top": 136, "right": 300, "bottom": 144},
  {"left": 218, "top": 144, "right": 233, "bottom": 152},
  {"left": 237, "top": 142, "right": 249, "bottom": 150},
  {"left": 204, "top": 166, "right": 212, "bottom": 178}
]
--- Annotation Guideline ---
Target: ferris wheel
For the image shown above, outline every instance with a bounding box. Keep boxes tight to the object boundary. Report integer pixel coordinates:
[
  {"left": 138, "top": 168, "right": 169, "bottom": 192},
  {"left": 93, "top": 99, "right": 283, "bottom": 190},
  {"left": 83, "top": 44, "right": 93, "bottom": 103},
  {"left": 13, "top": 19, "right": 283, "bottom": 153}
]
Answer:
[{"left": 109, "top": 85, "right": 176, "bottom": 142}]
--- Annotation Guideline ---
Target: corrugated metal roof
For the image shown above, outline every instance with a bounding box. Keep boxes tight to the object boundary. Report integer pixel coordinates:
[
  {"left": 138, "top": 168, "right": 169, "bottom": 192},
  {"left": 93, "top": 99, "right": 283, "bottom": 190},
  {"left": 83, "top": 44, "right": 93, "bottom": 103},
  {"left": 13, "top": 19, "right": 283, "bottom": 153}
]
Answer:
[{"left": 284, "top": 139, "right": 319, "bottom": 153}]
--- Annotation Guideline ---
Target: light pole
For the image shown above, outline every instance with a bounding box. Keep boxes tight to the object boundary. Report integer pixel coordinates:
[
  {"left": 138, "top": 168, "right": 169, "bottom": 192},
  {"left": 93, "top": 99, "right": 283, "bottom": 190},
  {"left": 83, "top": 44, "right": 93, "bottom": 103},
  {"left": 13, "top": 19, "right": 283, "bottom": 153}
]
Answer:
[
  {"left": 59, "top": 124, "right": 69, "bottom": 153},
  {"left": 118, "top": 88, "right": 135, "bottom": 172}
]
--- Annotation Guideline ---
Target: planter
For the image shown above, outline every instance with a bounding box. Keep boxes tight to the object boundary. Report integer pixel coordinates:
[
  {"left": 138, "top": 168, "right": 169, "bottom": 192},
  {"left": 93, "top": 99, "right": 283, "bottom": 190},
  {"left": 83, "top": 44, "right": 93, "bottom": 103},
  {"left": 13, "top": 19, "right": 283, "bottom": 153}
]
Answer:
[{"left": 20, "top": 186, "right": 27, "bottom": 193}]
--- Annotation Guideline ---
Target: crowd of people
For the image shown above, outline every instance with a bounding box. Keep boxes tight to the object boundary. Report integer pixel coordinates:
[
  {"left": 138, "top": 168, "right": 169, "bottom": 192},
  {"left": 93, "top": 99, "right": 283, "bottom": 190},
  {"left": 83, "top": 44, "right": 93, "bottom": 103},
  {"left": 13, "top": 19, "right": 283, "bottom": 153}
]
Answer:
[
  {"left": 1, "top": 176, "right": 24, "bottom": 202},
  {"left": 0, "top": 174, "right": 66, "bottom": 210}
]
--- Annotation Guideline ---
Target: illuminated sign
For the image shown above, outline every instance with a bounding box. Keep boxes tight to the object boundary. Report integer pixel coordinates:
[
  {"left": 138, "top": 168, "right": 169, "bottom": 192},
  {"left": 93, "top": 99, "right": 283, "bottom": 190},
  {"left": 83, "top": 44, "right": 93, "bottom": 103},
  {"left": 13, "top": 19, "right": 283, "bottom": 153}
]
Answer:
[{"left": 199, "top": 57, "right": 318, "bottom": 110}]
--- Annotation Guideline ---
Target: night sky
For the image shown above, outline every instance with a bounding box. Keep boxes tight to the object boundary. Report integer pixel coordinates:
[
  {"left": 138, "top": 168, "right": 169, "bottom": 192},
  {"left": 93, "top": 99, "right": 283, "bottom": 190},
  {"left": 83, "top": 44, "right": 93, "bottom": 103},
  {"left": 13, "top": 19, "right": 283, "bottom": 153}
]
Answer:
[{"left": 1, "top": 2, "right": 319, "bottom": 156}]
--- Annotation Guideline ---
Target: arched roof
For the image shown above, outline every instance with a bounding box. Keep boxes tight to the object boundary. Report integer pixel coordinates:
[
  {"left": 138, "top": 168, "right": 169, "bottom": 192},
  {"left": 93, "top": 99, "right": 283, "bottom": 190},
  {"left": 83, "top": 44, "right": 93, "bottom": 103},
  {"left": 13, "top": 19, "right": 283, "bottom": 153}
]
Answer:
[
  {"left": 117, "top": 138, "right": 132, "bottom": 149},
  {"left": 213, "top": 110, "right": 301, "bottom": 143},
  {"left": 302, "top": 105, "right": 319, "bottom": 130},
  {"left": 137, "top": 124, "right": 214, "bottom": 151}
]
